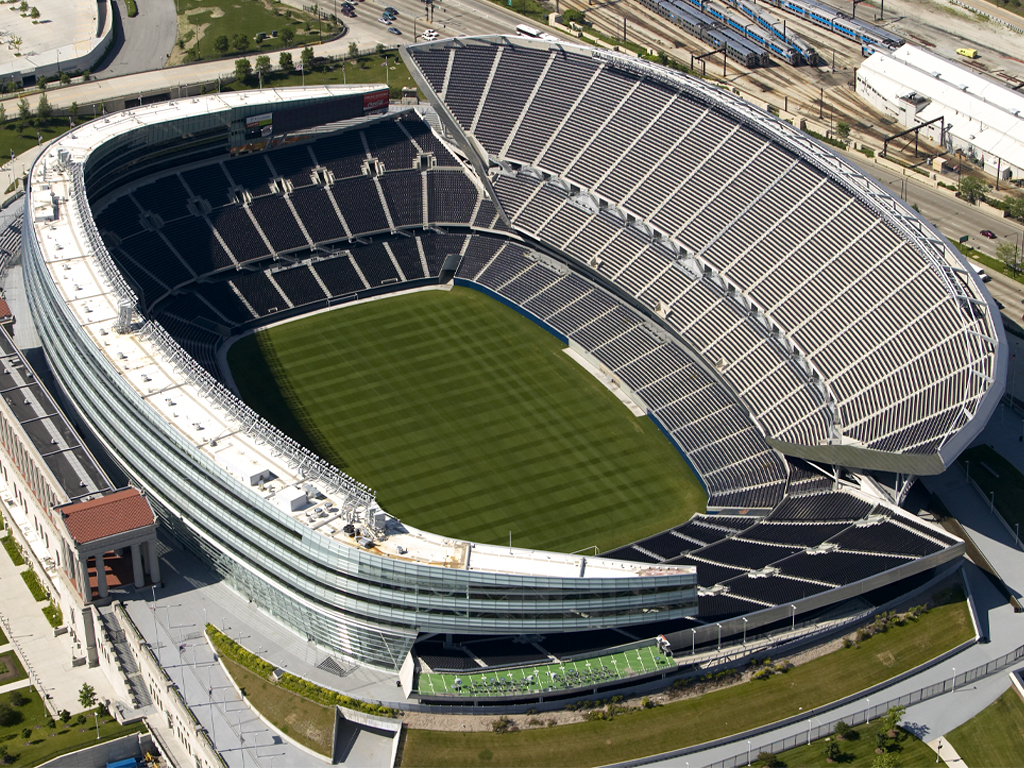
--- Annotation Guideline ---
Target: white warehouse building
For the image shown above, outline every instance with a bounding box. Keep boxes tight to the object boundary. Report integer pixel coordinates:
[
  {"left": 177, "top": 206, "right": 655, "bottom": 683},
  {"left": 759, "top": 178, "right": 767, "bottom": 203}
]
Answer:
[{"left": 856, "top": 44, "right": 1024, "bottom": 183}]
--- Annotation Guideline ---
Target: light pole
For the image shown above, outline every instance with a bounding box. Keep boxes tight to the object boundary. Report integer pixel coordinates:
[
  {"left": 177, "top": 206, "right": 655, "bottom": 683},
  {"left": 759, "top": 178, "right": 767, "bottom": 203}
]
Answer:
[
  {"left": 717, "top": 623, "right": 722, "bottom": 651},
  {"left": 952, "top": 667, "right": 956, "bottom": 692},
  {"left": 791, "top": 604, "right": 796, "bottom": 632},
  {"left": 93, "top": 710, "right": 99, "bottom": 740},
  {"left": 742, "top": 617, "right": 748, "bottom": 646},
  {"left": 747, "top": 739, "right": 751, "bottom": 766},
  {"left": 691, "top": 628, "right": 696, "bottom": 655},
  {"left": 866, "top": 698, "right": 870, "bottom": 723},
  {"left": 807, "top": 719, "right": 812, "bottom": 746}
]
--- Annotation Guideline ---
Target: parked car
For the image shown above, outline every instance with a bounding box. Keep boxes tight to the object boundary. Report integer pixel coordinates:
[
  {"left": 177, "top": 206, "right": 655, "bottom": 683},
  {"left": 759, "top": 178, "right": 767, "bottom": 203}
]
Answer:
[{"left": 389, "top": 26, "right": 402, "bottom": 34}]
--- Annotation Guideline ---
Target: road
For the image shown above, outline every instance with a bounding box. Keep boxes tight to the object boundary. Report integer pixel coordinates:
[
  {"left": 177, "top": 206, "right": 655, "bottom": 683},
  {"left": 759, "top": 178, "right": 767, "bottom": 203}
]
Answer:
[{"left": 92, "top": 0, "right": 180, "bottom": 80}]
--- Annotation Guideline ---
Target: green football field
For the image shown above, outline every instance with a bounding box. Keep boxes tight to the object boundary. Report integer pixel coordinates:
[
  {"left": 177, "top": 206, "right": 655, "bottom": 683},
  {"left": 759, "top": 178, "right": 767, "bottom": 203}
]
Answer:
[
  {"left": 417, "top": 644, "right": 675, "bottom": 698},
  {"left": 227, "top": 287, "right": 706, "bottom": 553}
]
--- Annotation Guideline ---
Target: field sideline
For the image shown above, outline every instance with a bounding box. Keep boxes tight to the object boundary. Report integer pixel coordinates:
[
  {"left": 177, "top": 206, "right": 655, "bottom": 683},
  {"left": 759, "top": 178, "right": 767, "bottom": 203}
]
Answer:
[{"left": 228, "top": 287, "right": 706, "bottom": 553}]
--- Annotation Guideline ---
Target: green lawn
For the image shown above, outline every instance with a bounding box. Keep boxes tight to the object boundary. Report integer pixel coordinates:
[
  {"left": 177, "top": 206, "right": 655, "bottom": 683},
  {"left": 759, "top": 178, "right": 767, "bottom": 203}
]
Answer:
[
  {"left": 772, "top": 721, "right": 943, "bottom": 767},
  {"left": 0, "top": 118, "right": 73, "bottom": 167},
  {"left": 418, "top": 644, "right": 674, "bottom": 698},
  {"left": 400, "top": 592, "right": 973, "bottom": 767},
  {"left": 946, "top": 687, "right": 1024, "bottom": 767},
  {"left": 0, "top": 686, "right": 147, "bottom": 767},
  {"left": 228, "top": 288, "right": 706, "bottom": 553},
  {"left": 175, "top": 0, "right": 329, "bottom": 63},
  {"left": 961, "top": 444, "right": 1024, "bottom": 535},
  {"left": 222, "top": 657, "right": 334, "bottom": 756},
  {"left": 223, "top": 51, "right": 417, "bottom": 97}
]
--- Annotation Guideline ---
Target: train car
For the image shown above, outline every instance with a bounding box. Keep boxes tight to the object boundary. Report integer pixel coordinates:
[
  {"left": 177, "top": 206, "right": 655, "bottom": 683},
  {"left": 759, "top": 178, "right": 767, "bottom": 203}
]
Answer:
[
  {"left": 765, "top": 0, "right": 902, "bottom": 49},
  {"left": 731, "top": 0, "right": 816, "bottom": 64},
  {"left": 641, "top": 0, "right": 767, "bottom": 68}
]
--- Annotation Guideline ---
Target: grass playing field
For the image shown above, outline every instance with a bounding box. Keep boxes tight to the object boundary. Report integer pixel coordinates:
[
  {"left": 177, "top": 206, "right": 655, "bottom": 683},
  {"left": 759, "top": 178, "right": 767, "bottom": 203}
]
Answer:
[
  {"left": 228, "top": 287, "right": 706, "bottom": 553},
  {"left": 418, "top": 644, "right": 674, "bottom": 698}
]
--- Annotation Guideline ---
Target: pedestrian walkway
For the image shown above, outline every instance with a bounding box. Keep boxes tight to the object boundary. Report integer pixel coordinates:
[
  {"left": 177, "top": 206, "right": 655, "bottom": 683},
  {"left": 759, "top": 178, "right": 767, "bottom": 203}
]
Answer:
[
  {"left": 928, "top": 736, "right": 968, "bottom": 767},
  {"left": 0, "top": 518, "right": 118, "bottom": 716}
]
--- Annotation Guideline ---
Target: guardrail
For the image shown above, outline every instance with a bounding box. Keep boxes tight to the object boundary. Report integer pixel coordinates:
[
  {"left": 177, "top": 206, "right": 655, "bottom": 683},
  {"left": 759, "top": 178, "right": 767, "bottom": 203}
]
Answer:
[{"left": 702, "top": 642, "right": 1024, "bottom": 768}]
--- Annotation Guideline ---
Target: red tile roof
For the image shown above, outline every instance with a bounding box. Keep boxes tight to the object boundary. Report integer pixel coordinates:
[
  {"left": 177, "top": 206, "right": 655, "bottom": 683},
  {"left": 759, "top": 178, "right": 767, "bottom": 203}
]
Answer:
[
  {"left": 59, "top": 488, "right": 155, "bottom": 544},
  {"left": 0, "top": 299, "right": 11, "bottom": 321}
]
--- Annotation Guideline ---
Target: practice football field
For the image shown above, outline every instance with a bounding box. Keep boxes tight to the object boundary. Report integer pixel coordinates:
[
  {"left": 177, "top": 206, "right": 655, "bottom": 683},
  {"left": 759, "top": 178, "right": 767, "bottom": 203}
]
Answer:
[{"left": 228, "top": 287, "right": 706, "bottom": 553}]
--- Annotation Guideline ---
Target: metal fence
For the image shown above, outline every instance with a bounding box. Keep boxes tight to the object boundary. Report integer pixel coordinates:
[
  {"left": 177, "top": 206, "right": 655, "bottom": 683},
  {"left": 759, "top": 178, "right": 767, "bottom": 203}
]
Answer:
[{"left": 702, "top": 643, "right": 1024, "bottom": 768}]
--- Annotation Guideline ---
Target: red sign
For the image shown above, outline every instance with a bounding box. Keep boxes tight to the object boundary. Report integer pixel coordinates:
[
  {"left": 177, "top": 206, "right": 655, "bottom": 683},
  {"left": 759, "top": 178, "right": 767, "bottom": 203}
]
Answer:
[{"left": 363, "top": 89, "right": 389, "bottom": 114}]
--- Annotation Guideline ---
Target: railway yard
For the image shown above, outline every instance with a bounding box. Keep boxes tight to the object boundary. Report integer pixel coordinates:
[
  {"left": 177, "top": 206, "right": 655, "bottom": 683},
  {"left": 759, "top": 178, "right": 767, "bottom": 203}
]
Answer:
[{"left": 555, "top": 0, "right": 1024, "bottom": 166}]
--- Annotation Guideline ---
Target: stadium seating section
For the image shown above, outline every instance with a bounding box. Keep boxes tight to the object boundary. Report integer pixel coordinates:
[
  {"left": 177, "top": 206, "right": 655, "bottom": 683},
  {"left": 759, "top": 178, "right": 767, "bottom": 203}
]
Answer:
[{"left": 408, "top": 38, "right": 995, "bottom": 457}]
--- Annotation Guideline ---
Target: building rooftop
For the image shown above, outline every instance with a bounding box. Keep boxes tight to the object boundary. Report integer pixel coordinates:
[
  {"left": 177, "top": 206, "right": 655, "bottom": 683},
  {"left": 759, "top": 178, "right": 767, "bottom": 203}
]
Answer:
[
  {"left": 859, "top": 44, "right": 1024, "bottom": 170},
  {"left": 57, "top": 488, "right": 155, "bottom": 544},
  {"left": 0, "top": 326, "right": 112, "bottom": 501}
]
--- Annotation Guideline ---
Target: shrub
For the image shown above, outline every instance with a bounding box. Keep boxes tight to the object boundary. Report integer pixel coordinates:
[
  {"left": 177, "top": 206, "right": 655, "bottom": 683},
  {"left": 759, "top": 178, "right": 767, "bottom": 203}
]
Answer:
[
  {"left": 42, "top": 602, "right": 62, "bottom": 628},
  {"left": 834, "top": 720, "right": 854, "bottom": 740},
  {"left": 76, "top": 713, "right": 86, "bottom": 725},
  {"left": 20, "top": 569, "right": 47, "bottom": 601},
  {"left": 2, "top": 535, "right": 24, "bottom": 566},
  {"left": 19, "top": 728, "right": 30, "bottom": 740},
  {"left": 758, "top": 751, "right": 781, "bottom": 767},
  {"left": 59, "top": 709, "right": 70, "bottom": 724},
  {"left": 491, "top": 715, "right": 517, "bottom": 733},
  {"left": 46, "top": 718, "right": 55, "bottom": 729},
  {"left": 8, "top": 691, "right": 27, "bottom": 708}
]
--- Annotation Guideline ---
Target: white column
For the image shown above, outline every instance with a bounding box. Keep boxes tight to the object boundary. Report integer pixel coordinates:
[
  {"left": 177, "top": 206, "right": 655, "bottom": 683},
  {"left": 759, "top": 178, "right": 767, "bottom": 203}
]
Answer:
[
  {"left": 78, "top": 556, "right": 91, "bottom": 600},
  {"left": 131, "top": 543, "right": 145, "bottom": 588},
  {"left": 146, "top": 539, "right": 161, "bottom": 583},
  {"left": 96, "top": 552, "right": 108, "bottom": 599}
]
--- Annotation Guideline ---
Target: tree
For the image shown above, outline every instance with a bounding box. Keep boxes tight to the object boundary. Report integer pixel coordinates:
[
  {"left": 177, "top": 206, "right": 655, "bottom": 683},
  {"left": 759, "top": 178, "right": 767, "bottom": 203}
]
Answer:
[
  {"left": 0, "top": 703, "right": 21, "bottom": 727},
  {"left": 871, "top": 750, "right": 901, "bottom": 768},
  {"left": 1005, "top": 194, "right": 1024, "bottom": 222},
  {"left": 37, "top": 75, "right": 46, "bottom": 91},
  {"left": 234, "top": 58, "right": 253, "bottom": 83},
  {"left": 281, "top": 26, "right": 295, "bottom": 45},
  {"left": 348, "top": 41, "right": 359, "bottom": 58},
  {"left": 59, "top": 71, "right": 70, "bottom": 86},
  {"left": 213, "top": 35, "right": 230, "bottom": 55},
  {"left": 78, "top": 683, "right": 96, "bottom": 709},
  {"left": 375, "top": 42, "right": 385, "bottom": 55},
  {"left": 233, "top": 33, "right": 249, "bottom": 52},
  {"left": 18, "top": 2, "right": 27, "bottom": 13},
  {"left": 881, "top": 704, "right": 906, "bottom": 737},
  {"left": 958, "top": 175, "right": 987, "bottom": 204},
  {"left": 29, "top": 6, "right": 38, "bottom": 19},
  {"left": 562, "top": 8, "right": 586, "bottom": 24},
  {"left": 301, "top": 46, "right": 315, "bottom": 71},
  {"left": 998, "top": 240, "right": 1019, "bottom": 276},
  {"left": 69, "top": 101, "right": 78, "bottom": 122},
  {"left": 59, "top": 709, "right": 70, "bottom": 724},
  {"left": 255, "top": 55, "right": 272, "bottom": 79},
  {"left": 0, "top": 103, "right": 5, "bottom": 124},
  {"left": 279, "top": 51, "right": 294, "bottom": 73},
  {"left": 824, "top": 740, "right": 842, "bottom": 763},
  {"left": 835, "top": 121, "right": 850, "bottom": 140},
  {"left": 36, "top": 91, "right": 52, "bottom": 121},
  {"left": 17, "top": 96, "right": 31, "bottom": 123},
  {"left": 20, "top": 728, "right": 30, "bottom": 740},
  {"left": 7, "top": 691, "right": 26, "bottom": 708},
  {"left": 0, "top": 745, "right": 8, "bottom": 764},
  {"left": 756, "top": 751, "right": 781, "bottom": 767}
]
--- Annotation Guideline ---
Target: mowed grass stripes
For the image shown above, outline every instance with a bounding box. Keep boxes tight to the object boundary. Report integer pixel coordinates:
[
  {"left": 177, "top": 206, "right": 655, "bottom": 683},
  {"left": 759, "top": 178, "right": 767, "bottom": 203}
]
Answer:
[{"left": 228, "top": 288, "right": 706, "bottom": 553}]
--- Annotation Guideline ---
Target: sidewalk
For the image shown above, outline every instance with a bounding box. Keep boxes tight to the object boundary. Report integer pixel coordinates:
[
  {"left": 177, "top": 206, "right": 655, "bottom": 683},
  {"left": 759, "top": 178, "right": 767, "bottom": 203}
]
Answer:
[{"left": 0, "top": 521, "right": 118, "bottom": 716}]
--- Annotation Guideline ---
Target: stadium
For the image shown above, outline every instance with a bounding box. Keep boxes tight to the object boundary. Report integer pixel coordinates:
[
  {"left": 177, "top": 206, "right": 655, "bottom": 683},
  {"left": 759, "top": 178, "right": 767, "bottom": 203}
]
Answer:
[{"left": 20, "top": 35, "right": 1002, "bottom": 687}]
